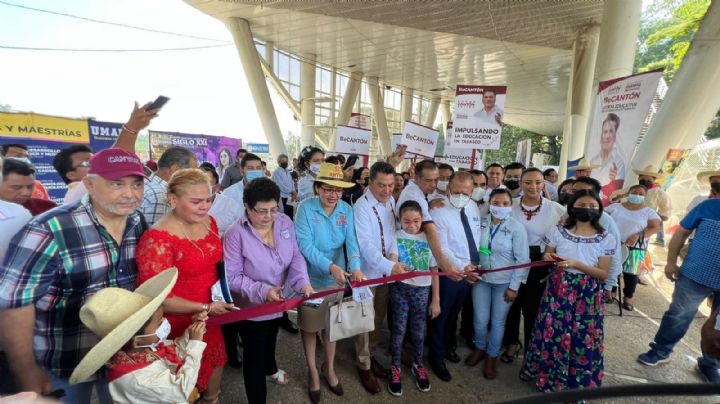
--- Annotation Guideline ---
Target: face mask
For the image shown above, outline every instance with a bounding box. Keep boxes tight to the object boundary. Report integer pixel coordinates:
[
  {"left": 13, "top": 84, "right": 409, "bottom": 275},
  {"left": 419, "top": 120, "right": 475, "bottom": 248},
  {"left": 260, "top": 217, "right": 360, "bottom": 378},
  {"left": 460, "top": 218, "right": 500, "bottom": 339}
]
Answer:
[
  {"left": 628, "top": 194, "right": 645, "bottom": 205},
  {"left": 449, "top": 193, "right": 470, "bottom": 209},
  {"left": 489, "top": 205, "right": 512, "bottom": 220},
  {"left": 279, "top": 162, "right": 288, "bottom": 169},
  {"left": 572, "top": 207, "right": 600, "bottom": 222},
  {"left": 354, "top": 160, "right": 363, "bottom": 170},
  {"left": 437, "top": 180, "right": 449, "bottom": 192},
  {"left": 136, "top": 318, "right": 171, "bottom": 350},
  {"left": 504, "top": 178, "right": 520, "bottom": 190},
  {"left": 471, "top": 187, "right": 486, "bottom": 202},
  {"left": 638, "top": 179, "right": 653, "bottom": 189},
  {"left": 309, "top": 163, "right": 321, "bottom": 174},
  {"left": 558, "top": 193, "right": 573, "bottom": 206},
  {"left": 244, "top": 169, "right": 264, "bottom": 182},
  {"left": 712, "top": 182, "right": 720, "bottom": 194},
  {"left": 362, "top": 177, "right": 369, "bottom": 187},
  {"left": 9, "top": 156, "right": 32, "bottom": 166}
]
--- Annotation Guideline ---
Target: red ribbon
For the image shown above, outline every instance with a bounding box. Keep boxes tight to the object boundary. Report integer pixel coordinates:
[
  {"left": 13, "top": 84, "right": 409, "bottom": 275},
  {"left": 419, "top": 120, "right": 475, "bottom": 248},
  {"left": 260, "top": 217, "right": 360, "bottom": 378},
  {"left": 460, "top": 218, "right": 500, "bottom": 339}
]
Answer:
[{"left": 206, "top": 260, "right": 557, "bottom": 326}]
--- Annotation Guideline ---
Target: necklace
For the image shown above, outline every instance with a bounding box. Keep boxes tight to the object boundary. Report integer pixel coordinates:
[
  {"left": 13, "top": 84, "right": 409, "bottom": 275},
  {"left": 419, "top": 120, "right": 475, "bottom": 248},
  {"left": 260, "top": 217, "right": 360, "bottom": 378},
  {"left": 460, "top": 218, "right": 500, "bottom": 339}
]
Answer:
[
  {"left": 520, "top": 197, "right": 542, "bottom": 221},
  {"left": 173, "top": 214, "right": 214, "bottom": 258}
]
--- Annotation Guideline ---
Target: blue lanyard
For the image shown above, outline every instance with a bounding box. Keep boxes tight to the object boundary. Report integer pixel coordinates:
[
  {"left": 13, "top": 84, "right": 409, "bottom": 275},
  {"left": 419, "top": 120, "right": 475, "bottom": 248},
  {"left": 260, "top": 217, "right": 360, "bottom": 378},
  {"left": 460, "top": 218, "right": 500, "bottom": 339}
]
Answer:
[{"left": 488, "top": 222, "right": 502, "bottom": 251}]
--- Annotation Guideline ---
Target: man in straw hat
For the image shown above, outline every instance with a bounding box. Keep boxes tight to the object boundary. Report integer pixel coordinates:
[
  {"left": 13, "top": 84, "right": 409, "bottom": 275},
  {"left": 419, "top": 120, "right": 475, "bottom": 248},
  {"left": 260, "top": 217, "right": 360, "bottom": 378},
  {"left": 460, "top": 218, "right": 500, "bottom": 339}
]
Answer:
[
  {"left": 70, "top": 268, "right": 208, "bottom": 403},
  {"left": 570, "top": 158, "right": 599, "bottom": 180},
  {"left": 0, "top": 148, "right": 148, "bottom": 402},
  {"left": 687, "top": 169, "right": 720, "bottom": 212},
  {"left": 635, "top": 165, "right": 672, "bottom": 246}
]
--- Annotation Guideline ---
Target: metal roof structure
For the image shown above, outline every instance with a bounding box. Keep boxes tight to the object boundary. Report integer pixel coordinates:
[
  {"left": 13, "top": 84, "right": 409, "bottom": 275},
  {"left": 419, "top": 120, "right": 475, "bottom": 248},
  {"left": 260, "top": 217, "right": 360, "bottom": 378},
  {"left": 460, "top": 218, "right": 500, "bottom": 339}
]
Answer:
[{"left": 186, "top": 0, "right": 605, "bottom": 136}]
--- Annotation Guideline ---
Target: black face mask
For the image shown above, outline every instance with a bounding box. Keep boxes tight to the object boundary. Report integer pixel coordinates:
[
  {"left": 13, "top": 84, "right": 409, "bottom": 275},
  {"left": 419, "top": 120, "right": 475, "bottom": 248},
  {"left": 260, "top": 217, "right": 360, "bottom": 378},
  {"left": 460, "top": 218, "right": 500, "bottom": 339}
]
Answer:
[
  {"left": 639, "top": 179, "right": 653, "bottom": 188},
  {"left": 712, "top": 182, "right": 720, "bottom": 194},
  {"left": 362, "top": 178, "right": 369, "bottom": 187},
  {"left": 504, "top": 179, "right": 520, "bottom": 190},
  {"left": 279, "top": 162, "right": 288, "bottom": 169},
  {"left": 572, "top": 207, "right": 600, "bottom": 222},
  {"left": 558, "top": 193, "right": 573, "bottom": 206}
]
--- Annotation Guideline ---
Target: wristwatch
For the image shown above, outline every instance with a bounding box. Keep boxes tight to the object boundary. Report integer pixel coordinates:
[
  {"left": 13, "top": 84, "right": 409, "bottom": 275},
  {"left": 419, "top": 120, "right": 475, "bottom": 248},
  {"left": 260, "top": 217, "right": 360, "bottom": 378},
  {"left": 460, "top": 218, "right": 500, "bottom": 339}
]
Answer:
[{"left": 202, "top": 303, "right": 210, "bottom": 312}]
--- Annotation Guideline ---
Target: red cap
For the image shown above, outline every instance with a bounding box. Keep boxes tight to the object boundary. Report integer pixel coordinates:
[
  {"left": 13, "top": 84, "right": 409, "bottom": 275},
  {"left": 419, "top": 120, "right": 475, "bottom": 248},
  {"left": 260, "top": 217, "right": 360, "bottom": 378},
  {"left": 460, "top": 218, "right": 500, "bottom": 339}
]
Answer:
[
  {"left": 145, "top": 160, "right": 158, "bottom": 172},
  {"left": 88, "top": 148, "right": 147, "bottom": 180}
]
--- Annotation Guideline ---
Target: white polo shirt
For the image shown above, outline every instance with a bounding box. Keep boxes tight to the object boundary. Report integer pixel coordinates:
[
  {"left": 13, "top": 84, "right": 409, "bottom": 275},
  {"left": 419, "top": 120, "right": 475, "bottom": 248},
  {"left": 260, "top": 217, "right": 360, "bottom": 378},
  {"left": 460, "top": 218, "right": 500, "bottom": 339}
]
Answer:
[{"left": 0, "top": 201, "right": 31, "bottom": 262}]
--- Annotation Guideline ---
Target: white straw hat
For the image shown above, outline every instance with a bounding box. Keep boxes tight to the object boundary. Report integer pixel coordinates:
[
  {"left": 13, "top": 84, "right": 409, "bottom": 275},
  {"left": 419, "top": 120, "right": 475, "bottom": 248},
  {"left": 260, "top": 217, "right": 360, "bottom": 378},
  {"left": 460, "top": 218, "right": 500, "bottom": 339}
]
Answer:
[
  {"left": 573, "top": 158, "right": 599, "bottom": 171},
  {"left": 69, "top": 268, "right": 178, "bottom": 384},
  {"left": 697, "top": 170, "right": 720, "bottom": 184},
  {"left": 633, "top": 164, "right": 665, "bottom": 179}
]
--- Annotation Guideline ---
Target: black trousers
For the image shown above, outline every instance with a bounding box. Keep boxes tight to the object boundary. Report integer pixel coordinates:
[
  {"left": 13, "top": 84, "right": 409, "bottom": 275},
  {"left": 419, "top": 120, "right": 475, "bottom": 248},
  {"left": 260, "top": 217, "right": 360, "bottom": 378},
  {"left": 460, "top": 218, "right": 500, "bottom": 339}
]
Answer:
[
  {"left": 221, "top": 322, "right": 241, "bottom": 364},
  {"left": 502, "top": 264, "right": 551, "bottom": 351},
  {"left": 446, "top": 293, "right": 474, "bottom": 350},
  {"left": 281, "top": 197, "right": 294, "bottom": 218},
  {"left": 429, "top": 277, "right": 470, "bottom": 364},
  {"left": 623, "top": 272, "right": 640, "bottom": 298},
  {"left": 238, "top": 318, "right": 281, "bottom": 404}
]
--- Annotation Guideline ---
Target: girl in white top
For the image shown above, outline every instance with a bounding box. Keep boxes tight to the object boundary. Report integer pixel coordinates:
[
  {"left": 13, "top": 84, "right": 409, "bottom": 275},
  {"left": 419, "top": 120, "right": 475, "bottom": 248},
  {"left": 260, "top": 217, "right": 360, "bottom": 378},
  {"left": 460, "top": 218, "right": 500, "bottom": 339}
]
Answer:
[
  {"left": 502, "top": 168, "right": 565, "bottom": 363},
  {"left": 604, "top": 184, "right": 661, "bottom": 311}
]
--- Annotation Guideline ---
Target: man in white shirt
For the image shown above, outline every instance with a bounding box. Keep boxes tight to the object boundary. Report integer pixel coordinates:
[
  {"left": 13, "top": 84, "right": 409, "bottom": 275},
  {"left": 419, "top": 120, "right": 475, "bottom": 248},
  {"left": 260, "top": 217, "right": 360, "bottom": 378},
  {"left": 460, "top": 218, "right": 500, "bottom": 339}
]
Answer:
[
  {"left": 428, "top": 171, "right": 481, "bottom": 382},
  {"left": 503, "top": 162, "right": 525, "bottom": 199},
  {"left": 354, "top": 161, "right": 407, "bottom": 394},
  {"left": 0, "top": 157, "right": 31, "bottom": 262},
  {"left": 472, "top": 89, "right": 503, "bottom": 126},
  {"left": 52, "top": 145, "right": 93, "bottom": 204},
  {"left": 271, "top": 154, "right": 296, "bottom": 218},
  {"left": 209, "top": 153, "right": 264, "bottom": 236}
]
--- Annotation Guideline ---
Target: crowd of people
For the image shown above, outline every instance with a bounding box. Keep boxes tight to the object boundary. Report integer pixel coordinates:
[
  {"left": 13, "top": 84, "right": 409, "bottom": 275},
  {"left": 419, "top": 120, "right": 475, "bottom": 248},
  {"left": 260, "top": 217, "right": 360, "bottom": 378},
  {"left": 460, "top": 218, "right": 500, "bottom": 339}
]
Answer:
[{"left": 0, "top": 102, "right": 719, "bottom": 404}]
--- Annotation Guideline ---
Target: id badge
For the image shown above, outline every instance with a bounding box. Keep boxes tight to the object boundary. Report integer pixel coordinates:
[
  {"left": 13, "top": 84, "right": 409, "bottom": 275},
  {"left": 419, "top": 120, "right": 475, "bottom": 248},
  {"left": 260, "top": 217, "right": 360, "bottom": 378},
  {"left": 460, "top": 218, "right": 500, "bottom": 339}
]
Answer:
[{"left": 352, "top": 286, "right": 374, "bottom": 303}]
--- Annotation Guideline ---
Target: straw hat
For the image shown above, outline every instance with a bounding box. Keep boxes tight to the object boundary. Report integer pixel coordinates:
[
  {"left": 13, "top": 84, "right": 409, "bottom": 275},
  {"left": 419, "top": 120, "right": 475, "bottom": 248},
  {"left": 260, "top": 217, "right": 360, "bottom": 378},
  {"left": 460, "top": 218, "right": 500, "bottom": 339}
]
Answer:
[
  {"left": 697, "top": 169, "right": 720, "bottom": 184},
  {"left": 69, "top": 268, "right": 178, "bottom": 384},
  {"left": 573, "top": 158, "right": 599, "bottom": 171},
  {"left": 313, "top": 162, "right": 354, "bottom": 188},
  {"left": 633, "top": 164, "right": 665, "bottom": 179}
]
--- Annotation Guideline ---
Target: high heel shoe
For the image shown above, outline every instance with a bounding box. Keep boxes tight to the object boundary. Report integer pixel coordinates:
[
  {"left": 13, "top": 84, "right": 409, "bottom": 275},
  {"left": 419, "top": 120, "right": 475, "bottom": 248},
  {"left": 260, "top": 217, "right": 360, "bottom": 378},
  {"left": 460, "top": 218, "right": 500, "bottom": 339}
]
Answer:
[
  {"left": 500, "top": 342, "right": 522, "bottom": 364},
  {"left": 308, "top": 372, "right": 321, "bottom": 403}
]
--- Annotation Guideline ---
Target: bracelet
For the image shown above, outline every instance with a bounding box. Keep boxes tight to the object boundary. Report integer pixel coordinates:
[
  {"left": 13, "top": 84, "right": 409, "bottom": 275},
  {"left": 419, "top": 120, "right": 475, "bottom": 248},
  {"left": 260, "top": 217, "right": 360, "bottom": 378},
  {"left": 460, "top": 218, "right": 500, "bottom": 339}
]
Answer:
[
  {"left": 202, "top": 303, "right": 209, "bottom": 312},
  {"left": 122, "top": 124, "right": 138, "bottom": 135}
]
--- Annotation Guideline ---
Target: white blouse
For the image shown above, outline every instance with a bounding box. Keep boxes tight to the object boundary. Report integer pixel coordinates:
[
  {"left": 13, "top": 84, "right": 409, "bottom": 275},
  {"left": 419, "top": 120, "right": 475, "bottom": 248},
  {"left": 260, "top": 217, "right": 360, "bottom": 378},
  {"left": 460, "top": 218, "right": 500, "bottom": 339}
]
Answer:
[
  {"left": 604, "top": 203, "right": 660, "bottom": 242},
  {"left": 543, "top": 225, "right": 616, "bottom": 275},
  {"left": 511, "top": 197, "right": 566, "bottom": 247}
]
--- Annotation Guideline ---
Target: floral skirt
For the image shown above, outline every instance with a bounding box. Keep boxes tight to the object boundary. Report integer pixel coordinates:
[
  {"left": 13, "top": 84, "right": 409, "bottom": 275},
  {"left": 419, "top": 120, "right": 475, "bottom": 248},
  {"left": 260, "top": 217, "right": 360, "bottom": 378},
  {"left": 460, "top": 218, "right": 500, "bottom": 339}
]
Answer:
[{"left": 521, "top": 270, "right": 604, "bottom": 392}]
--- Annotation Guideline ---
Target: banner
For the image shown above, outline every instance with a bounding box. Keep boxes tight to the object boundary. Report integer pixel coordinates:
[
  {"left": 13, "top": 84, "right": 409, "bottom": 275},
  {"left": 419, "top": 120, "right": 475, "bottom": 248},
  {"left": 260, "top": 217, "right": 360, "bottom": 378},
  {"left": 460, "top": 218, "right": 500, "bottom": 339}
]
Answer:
[
  {"left": 149, "top": 131, "right": 242, "bottom": 170},
  {"left": 402, "top": 121, "right": 438, "bottom": 158},
  {"left": 245, "top": 143, "right": 269, "bottom": 154},
  {"left": 584, "top": 69, "right": 663, "bottom": 203},
  {"left": 516, "top": 139, "right": 532, "bottom": 166},
  {"left": 446, "top": 85, "right": 507, "bottom": 150},
  {"left": 334, "top": 125, "right": 371, "bottom": 156},
  {"left": 89, "top": 120, "right": 151, "bottom": 162},
  {"left": 658, "top": 148, "right": 690, "bottom": 190},
  {"left": 348, "top": 113, "right": 372, "bottom": 130}
]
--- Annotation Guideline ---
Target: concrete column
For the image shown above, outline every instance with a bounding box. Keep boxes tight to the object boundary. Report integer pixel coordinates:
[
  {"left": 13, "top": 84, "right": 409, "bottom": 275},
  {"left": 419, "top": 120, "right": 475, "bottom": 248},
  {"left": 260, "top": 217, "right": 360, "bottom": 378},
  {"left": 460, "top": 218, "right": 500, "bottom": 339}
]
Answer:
[
  {"left": 558, "top": 63, "right": 574, "bottom": 181},
  {"left": 632, "top": 0, "right": 720, "bottom": 171},
  {"left": 416, "top": 96, "right": 423, "bottom": 124},
  {"left": 423, "top": 97, "right": 441, "bottom": 129},
  {"left": 367, "top": 76, "right": 392, "bottom": 156},
  {"left": 565, "top": 24, "right": 601, "bottom": 161},
  {"left": 226, "top": 18, "right": 287, "bottom": 158},
  {"left": 400, "top": 87, "right": 414, "bottom": 131},
  {"left": 300, "top": 53, "right": 316, "bottom": 148},
  {"left": 330, "top": 71, "right": 362, "bottom": 150},
  {"left": 594, "top": 0, "right": 642, "bottom": 83}
]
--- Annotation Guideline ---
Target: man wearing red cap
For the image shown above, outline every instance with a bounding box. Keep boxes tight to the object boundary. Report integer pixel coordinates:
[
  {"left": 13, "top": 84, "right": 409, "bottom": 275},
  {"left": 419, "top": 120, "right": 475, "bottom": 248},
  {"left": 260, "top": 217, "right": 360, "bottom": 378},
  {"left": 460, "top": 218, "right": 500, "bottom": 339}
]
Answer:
[{"left": 0, "top": 148, "right": 149, "bottom": 402}]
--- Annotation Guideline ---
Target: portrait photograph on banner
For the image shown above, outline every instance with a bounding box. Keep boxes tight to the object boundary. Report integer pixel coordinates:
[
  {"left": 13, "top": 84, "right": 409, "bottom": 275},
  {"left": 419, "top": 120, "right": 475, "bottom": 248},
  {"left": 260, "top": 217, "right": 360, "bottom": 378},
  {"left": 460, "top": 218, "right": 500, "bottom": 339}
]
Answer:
[
  {"left": 446, "top": 85, "right": 507, "bottom": 150},
  {"left": 583, "top": 69, "right": 663, "bottom": 203}
]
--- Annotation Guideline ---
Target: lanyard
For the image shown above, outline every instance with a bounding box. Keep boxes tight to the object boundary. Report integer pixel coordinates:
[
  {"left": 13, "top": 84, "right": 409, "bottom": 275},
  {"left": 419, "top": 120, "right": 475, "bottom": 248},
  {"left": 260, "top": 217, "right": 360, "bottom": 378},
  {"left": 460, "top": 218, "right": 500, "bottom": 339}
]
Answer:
[
  {"left": 371, "top": 205, "right": 386, "bottom": 257},
  {"left": 479, "top": 218, "right": 502, "bottom": 256}
]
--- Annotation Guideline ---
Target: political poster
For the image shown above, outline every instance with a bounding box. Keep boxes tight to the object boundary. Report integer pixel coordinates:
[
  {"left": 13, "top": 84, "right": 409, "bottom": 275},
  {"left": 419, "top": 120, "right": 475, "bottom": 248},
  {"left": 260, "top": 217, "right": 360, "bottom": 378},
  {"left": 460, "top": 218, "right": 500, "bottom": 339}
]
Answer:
[
  {"left": 658, "top": 148, "right": 690, "bottom": 190},
  {"left": 402, "top": 121, "right": 438, "bottom": 158},
  {"left": 583, "top": 69, "right": 663, "bottom": 203},
  {"left": 435, "top": 148, "right": 476, "bottom": 169},
  {"left": 149, "top": 131, "right": 242, "bottom": 170},
  {"left": 348, "top": 113, "right": 372, "bottom": 130},
  {"left": 89, "top": 120, "right": 151, "bottom": 162},
  {"left": 334, "top": 125, "right": 371, "bottom": 156},
  {"left": 0, "top": 112, "right": 90, "bottom": 203},
  {"left": 446, "top": 85, "right": 507, "bottom": 150}
]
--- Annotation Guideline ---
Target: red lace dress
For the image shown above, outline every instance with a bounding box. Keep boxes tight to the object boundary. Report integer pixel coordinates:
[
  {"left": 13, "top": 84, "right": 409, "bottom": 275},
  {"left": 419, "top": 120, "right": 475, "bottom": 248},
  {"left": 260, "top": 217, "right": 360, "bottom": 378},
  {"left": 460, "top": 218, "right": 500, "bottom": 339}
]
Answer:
[{"left": 136, "top": 217, "right": 226, "bottom": 390}]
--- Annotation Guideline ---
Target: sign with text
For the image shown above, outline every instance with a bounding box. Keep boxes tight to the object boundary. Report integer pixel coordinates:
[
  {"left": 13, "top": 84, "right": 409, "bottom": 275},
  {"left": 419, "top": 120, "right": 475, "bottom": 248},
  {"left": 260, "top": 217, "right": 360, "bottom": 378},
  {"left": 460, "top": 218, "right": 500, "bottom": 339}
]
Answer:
[
  {"left": 348, "top": 113, "right": 372, "bottom": 130},
  {"left": 89, "top": 120, "right": 151, "bottom": 162},
  {"left": 402, "top": 121, "right": 438, "bottom": 158},
  {"left": 245, "top": 143, "right": 269, "bottom": 154},
  {"left": 447, "top": 85, "right": 507, "bottom": 150},
  {"left": 435, "top": 147, "right": 475, "bottom": 169},
  {"left": 335, "top": 125, "right": 371, "bottom": 156},
  {"left": 0, "top": 112, "right": 89, "bottom": 144},
  {"left": 149, "top": 131, "right": 242, "bottom": 169}
]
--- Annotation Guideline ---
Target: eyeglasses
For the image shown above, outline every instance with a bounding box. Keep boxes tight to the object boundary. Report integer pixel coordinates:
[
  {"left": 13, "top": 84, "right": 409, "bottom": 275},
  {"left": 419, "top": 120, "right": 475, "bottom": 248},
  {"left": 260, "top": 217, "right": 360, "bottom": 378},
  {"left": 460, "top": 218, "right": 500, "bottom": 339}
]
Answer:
[
  {"left": 319, "top": 186, "right": 343, "bottom": 195},
  {"left": 251, "top": 207, "right": 279, "bottom": 217}
]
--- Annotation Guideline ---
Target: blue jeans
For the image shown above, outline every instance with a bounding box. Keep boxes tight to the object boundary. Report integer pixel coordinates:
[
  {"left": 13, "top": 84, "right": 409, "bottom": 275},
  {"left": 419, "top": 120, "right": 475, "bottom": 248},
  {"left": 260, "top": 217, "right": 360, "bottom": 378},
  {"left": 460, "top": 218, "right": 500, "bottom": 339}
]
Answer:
[
  {"left": 651, "top": 275, "right": 720, "bottom": 368},
  {"left": 48, "top": 372, "right": 111, "bottom": 404},
  {"left": 471, "top": 281, "right": 512, "bottom": 357}
]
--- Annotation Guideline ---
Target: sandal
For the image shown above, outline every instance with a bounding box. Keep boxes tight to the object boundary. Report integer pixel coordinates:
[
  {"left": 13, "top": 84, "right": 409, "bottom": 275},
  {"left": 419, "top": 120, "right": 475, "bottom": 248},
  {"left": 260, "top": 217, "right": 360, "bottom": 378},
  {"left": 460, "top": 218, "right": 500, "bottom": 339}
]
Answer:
[
  {"left": 500, "top": 342, "right": 522, "bottom": 364},
  {"left": 266, "top": 369, "right": 290, "bottom": 385},
  {"left": 518, "top": 370, "right": 534, "bottom": 382}
]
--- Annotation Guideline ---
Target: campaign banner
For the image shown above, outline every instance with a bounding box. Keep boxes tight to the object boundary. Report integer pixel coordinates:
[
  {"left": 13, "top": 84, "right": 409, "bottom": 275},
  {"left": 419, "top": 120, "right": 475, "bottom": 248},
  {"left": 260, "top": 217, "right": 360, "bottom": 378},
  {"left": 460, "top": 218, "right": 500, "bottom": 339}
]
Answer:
[
  {"left": 402, "top": 121, "right": 438, "bottom": 158},
  {"left": 88, "top": 120, "right": 151, "bottom": 162},
  {"left": 149, "top": 131, "right": 242, "bottom": 170},
  {"left": 446, "top": 85, "right": 507, "bottom": 150},
  {"left": 658, "top": 148, "right": 690, "bottom": 190},
  {"left": 348, "top": 113, "right": 372, "bottom": 130},
  {"left": 435, "top": 148, "right": 476, "bottom": 169},
  {"left": 245, "top": 143, "right": 269, "bottom": 154},
  {"left": 584, "top": 69, "right": 663, "bottom": 203},
  {"left": 334, "top": 125, "right": 371, "bottom": 156}
]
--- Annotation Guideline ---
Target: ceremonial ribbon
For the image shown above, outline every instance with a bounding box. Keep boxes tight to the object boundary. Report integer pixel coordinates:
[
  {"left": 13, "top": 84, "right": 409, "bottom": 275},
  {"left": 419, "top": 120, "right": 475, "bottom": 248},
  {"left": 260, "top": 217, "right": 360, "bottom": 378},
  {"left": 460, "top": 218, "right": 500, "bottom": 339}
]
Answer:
[{"left": 207, "top": 259, "right": 558, "bottom": 326}]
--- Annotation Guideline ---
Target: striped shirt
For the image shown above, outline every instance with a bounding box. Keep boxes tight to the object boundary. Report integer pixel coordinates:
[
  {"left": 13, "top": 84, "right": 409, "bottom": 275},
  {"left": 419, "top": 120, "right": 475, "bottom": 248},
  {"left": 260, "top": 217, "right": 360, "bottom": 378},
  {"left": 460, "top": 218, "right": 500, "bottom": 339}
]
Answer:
[{"left": 0, "top": 197, "right": 146, "bottom": 378}]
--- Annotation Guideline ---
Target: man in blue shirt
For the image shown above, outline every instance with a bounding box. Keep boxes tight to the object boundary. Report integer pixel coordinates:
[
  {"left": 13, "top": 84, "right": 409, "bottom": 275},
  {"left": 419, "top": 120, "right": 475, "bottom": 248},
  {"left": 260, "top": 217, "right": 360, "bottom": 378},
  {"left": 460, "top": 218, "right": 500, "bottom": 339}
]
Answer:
[{"left": 638, "top": 198, "right": 720, "bottom": 382}]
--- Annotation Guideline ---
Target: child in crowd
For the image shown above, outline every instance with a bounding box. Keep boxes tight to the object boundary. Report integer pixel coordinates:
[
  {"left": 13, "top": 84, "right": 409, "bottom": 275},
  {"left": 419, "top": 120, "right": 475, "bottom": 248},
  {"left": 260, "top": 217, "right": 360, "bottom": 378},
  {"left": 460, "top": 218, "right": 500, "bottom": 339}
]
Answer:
[
  {"left": 70, "top": 269, "right": 210, "bottom": 404},
  {"left": 388, "top": 200, "right": 440, "bottom": 397}
]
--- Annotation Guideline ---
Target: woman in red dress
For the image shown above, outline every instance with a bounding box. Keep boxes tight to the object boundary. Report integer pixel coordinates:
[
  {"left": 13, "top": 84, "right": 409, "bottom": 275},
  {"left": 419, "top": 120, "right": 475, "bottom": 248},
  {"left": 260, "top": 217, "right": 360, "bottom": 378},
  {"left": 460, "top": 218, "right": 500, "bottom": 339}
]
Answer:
[{"left": 137, "top": 168, "right": 235, "bottom": 404}]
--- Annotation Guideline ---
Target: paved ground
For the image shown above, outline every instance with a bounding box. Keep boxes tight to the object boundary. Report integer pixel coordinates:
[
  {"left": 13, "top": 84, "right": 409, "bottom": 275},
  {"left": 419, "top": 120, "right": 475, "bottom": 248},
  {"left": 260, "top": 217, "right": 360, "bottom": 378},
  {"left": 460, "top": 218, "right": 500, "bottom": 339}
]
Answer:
[{"left": 218, "top": 244, "right": 716, "bottom": 403}]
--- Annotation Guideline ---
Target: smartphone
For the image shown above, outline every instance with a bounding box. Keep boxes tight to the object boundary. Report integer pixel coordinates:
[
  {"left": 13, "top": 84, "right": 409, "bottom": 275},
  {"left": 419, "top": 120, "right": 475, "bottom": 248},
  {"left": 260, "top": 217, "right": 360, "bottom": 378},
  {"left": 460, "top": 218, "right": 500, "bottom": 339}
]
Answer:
[{"left": 146, "top": 95, "right": 170, "bottom": 111}]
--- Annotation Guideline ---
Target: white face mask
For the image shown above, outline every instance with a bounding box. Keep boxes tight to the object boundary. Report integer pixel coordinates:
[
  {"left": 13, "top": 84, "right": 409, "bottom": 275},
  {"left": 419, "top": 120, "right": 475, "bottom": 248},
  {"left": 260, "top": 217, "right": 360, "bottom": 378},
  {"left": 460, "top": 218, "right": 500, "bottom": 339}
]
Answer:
[
  {"left": 490, "top": 205, "right": 512, "bottom": 220},
  {"left": 136, "top": 318, "right": 171, "bottom": 350},
  {"left": 309, "top": 163, "right": 321, "bottom": 174},
  {"left": 471, "top": 187, "right": 486, "bottom": 202},
  {"left": 449, "top": 193, "right": 470, "bottom": 209},
  {"left": 437, "top": 180, "right": 449, "bottom": 192}
]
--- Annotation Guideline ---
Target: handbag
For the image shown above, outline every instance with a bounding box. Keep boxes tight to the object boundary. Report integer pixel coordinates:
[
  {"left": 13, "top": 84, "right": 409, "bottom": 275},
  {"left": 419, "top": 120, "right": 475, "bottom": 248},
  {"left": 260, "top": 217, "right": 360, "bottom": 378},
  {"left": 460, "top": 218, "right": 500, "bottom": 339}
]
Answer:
[
  {"left": 623, "top": 232, "right": 647, "bottom": 275},
  {"left": 327, "top": 297, "right": 375, "bottom": 342}
]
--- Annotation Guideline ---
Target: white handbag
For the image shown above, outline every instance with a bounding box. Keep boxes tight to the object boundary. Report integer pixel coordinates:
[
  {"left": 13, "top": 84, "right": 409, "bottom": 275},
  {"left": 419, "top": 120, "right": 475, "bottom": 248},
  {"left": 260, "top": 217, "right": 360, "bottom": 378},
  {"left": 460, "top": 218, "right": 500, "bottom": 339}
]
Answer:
[{"left": 327, "top": 298, "right": 375, "bottom": 342}]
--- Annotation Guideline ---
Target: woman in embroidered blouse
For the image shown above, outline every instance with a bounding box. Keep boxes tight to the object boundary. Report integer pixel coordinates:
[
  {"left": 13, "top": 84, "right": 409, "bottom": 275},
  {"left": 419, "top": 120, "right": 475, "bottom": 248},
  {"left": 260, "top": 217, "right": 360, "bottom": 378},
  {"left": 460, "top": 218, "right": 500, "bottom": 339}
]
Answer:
[
  {"left": 223, "top": 177, "right": 313, "bottom": 404},
  {"left": 294, "top": 162, "right": 366, "bottom": 402},
  {"left": 136, "top": 169, "right": 235, "bottom": 404},
  {"left": 520, "top": 189, "right": 615, "bottom": 393}
]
